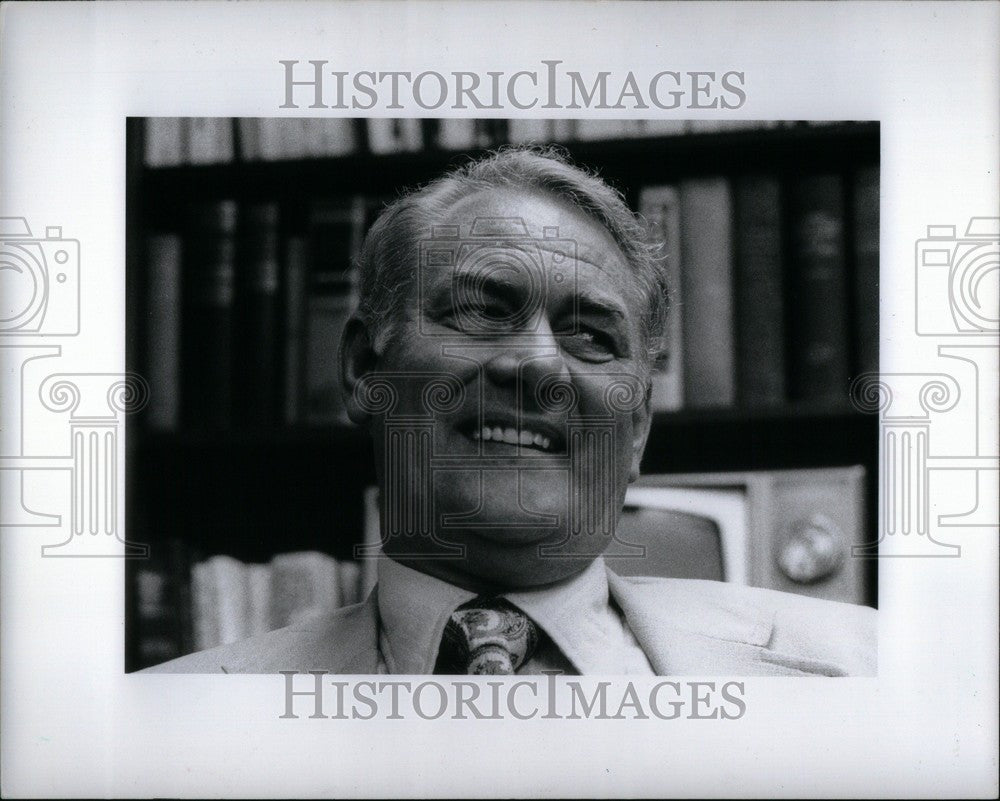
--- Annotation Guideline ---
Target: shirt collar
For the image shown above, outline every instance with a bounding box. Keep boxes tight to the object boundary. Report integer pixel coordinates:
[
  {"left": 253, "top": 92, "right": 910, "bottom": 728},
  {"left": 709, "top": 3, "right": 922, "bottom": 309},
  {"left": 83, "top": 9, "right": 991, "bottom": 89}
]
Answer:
[{"left": 376, "top": 556, "right": 615, "bottom": 675}]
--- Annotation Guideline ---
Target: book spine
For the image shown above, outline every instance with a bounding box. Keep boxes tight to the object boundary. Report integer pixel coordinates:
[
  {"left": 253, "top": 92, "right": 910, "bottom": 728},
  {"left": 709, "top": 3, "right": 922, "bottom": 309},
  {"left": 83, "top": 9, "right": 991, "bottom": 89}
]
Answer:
[
  {"left": 183, "top": 201, "right": 238, "bottom": 429},
  {"left": 185, "top": 118, "right": 234, "bottom": 165},
  {"left": 282, "top": 236, "right": 308, "bottom": 425},
  {"left": 236, "top": 118, "right": 261, "bottom": 161},
  {"left": 734, "top": 175, "right": 785, "bottom": 406},
  {"left": 303, "top": 197, "right": 365, "bottom": 425},
  {"left": 679, "top": 178, "right": 736, "bottom": 408},
  {"left": 637, "top": 185, "right": 684, "bottom": 411},
  {"left": 144, "top": 234, "right": 183, "bottom": 430},
  {"left": 787, "top": 174, "right": 850, "bottom": 402},
  {"left": 143, "top": 118, "right": 184, "bottom": 167},
  {"left": 235, "top": 202, "right": 281, "bottom": 426},
  {"left": 852, "top": 167, "right": 879, "bottom": 379}
]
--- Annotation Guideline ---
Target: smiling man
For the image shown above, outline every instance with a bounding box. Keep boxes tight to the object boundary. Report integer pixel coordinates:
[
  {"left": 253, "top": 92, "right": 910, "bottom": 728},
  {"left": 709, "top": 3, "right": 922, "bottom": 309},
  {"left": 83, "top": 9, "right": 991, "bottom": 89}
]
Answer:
[{"left": 147, "top": 147, "right": 876, "bottom": 677}]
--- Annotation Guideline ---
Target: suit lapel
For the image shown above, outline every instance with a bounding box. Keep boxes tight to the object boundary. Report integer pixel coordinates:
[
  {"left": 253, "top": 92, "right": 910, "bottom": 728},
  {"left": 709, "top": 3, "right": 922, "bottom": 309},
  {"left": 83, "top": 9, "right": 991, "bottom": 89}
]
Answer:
[{"left": 607, "top": 570, "right": 791, "bottom": 676}]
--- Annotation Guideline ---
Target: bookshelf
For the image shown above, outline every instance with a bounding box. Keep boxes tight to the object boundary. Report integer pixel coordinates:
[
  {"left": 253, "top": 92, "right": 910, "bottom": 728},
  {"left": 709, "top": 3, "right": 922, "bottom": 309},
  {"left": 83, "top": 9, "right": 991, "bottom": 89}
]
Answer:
[{"left": 125, "top": 118, "right": 880, "bottom": 670}]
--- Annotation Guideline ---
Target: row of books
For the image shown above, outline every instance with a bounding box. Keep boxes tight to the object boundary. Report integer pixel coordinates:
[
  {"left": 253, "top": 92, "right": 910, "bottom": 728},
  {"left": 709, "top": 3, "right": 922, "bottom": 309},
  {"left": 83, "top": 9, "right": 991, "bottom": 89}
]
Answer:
[
  {"left": 132, "top": 489, "right": 382, "bottom": 669},
  {"left": 144, "top": 117, "right": 835, "bottom": 166},
  {"left": 643, "top": 167, "right": 879, "bottom": 409},
  {"left": 141, "top": 166, "right": 877, "bottom": 430},
  {"left": 143, "top": 197, "right": 372, "bottom": 429},
  {"left": 134, "top": 548, "right": 378, "bottom": 667}
]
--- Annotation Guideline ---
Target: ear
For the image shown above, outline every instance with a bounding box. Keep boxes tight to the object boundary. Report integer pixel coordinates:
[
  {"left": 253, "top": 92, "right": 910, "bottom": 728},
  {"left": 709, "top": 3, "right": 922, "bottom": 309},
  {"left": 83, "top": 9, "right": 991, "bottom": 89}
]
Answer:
[
  {"left": 341, "top": 315, "right": 380, "bottom": 425},
  {"left": 628, "top": 380, "right": 653, "bottom": 483}
]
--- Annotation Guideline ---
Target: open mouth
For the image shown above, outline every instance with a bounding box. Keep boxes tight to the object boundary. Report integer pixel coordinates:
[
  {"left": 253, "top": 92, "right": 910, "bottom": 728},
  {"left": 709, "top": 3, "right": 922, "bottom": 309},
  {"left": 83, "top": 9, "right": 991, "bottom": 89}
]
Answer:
[{"left": 461, "top": 421, "right": 565, "bottom": 454}]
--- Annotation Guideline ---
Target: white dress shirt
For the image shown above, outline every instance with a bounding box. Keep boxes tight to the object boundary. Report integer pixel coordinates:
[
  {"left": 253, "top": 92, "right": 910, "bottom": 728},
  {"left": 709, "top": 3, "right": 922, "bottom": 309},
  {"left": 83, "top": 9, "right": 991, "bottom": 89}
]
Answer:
[{"left": 375, "top": 556, "right": 654, "bottom": 675}]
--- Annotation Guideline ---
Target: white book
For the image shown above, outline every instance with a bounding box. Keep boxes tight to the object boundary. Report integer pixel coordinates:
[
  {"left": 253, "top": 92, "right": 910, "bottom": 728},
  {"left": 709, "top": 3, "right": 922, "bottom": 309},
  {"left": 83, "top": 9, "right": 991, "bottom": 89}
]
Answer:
[
  {"left": 309, "top": 118, "right": 357, "bottom": 156},
  {"left": 506, "top": 118, "right": 550, "bottom": 144},
  {"left": 366, "top": 118, "right": 422, "bottom": 153},
  {"left": 144, "top": 118, "right": 184, "bottom": 167},
  {"left": 186, "top": 118, "right": 234, "bottom": 164},
  {"left": 246, "top": 563, "right": 272, "bottom": 635},
  {"left": 436, "top": 119, "right": 476, "bottom": 150},
  {"left": 236, "top": 118, "right": 261, "bottom": 161}
]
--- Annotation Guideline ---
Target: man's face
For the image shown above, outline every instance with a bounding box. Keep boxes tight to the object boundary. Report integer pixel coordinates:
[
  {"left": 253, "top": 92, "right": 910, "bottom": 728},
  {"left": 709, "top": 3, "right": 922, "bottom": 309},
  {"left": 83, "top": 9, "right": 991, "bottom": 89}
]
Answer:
[{"left": 354, "top": 188, "right": 652, "bottom": 591}]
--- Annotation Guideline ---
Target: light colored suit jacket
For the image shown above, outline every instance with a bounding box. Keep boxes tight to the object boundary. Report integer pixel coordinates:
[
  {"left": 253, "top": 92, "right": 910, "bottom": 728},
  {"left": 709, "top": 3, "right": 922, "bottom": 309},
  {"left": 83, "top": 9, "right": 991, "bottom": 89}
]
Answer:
[{"left": 143, "top": 571, "right": 877, "bottom": 676}]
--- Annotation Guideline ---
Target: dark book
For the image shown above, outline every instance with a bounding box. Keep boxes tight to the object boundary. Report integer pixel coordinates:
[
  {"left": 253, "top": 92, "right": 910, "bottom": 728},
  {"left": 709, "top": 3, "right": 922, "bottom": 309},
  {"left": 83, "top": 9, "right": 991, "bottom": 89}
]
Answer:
[
  {"left": 734, "top": 175, "right": 785, "bottom": 406},
  {"left": 234, "top": 202, "right": 281, "bottom": 426},
  {"left": 787, "top": 175, "right": 850, "bottom": 402},
  {"left": 182, "top": 200, "right": 238, "bottom": 429},
  {"left": 144, "top": 233, "right": 183, "bottom": 430},
  {"left": 303, "top": 198, "right": 366, "bottom": 425},
  {"left": 679, "top": 177, "right": 736, "bottom": 408},
  {"left": 133, "top": 538, "right": 194, "bottom": 670},
  {"left": 852, "top": 167, "right": 880, "bottom": 378},
  {"left": 282, "top": 235, "right": 308, "bottom": 425}
]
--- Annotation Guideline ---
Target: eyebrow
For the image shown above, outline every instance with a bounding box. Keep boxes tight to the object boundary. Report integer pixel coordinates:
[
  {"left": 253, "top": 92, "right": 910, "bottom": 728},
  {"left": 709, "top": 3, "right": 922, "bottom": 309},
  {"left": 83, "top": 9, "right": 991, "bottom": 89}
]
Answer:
[{"left": 448, "top": 271, "right": 631, "bottom": 323}]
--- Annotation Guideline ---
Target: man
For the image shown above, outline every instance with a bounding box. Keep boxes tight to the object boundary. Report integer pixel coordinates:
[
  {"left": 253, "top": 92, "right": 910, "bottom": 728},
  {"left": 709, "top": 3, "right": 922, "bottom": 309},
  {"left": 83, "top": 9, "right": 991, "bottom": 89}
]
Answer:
[{"left": 147, "top": 147, "right": 876, "bottom": 676}]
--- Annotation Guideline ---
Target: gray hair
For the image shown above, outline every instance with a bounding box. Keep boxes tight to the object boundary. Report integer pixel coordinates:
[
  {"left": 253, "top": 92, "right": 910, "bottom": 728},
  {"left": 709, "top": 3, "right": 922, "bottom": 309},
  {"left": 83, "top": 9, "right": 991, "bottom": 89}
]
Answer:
[{"left": 355, "top": 145, "right": 669, "bottom": 366}]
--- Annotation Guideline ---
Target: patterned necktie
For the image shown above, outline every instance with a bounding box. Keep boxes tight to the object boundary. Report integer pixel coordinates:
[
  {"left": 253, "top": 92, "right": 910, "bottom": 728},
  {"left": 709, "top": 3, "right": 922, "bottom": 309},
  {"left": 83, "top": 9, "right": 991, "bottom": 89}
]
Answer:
[{"left": 434, "top": 597, "right": 540, "bottom": 675}]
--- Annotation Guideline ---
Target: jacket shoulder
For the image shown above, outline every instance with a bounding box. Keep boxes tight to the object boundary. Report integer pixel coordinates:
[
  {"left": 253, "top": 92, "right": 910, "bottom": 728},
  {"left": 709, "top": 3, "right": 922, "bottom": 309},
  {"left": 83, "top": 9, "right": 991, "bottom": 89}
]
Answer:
[
  {"left": 139, "top": 597, "right": 378, "bottom": 675},
  {"left": 611, "top": 575, "right": 877, "bottom": 676}
]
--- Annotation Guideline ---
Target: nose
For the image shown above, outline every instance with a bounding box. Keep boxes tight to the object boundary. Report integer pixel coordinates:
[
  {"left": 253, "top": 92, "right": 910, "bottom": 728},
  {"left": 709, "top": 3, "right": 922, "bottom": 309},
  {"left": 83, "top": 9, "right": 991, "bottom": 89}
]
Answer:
[{"left": 482, "top": 319, "right": 570, "bottom": 410}]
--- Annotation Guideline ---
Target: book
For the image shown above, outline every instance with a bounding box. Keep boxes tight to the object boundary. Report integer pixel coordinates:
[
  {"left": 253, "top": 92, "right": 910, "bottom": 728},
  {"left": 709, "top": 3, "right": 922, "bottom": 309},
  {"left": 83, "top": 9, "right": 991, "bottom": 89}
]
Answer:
[
  {"left": 679, "top": 178, "right": 736, "bottom": 408},
  {"left": 144, "top": 233, "right": 183, "bottom": 430},
  {"left": 132, "top": 539, "right": 193, "bottom": 669},
  {"left": 269, "top": 551, "right": 340, "bottom": 628},
  {"left": 852, "top": 167, "right": 879, "bottom": 379},
  {"left": 787, "top": 174, "right": 850, "bottom": 402},
  {"left": 234, "top": 202, "right": 281, "bottom": 426},
  {"left": 366, "top": 118, "right": 422, "bottom": 153},
  {"left": 282, "top": 235, "right": 308, "bottom": 425},
  {"left": 246, "top": 563, "right": 272, "bottom": 636},
  {"left": 185, "top": 118, "right": 234, "bottom": 164},
  {"left": 637, "top": 185, "right": 684, "bottom": 411},
  {"left": 191, "top": 554, "right": 250, "bottom": 651},
  {"left": 257, "top": 118, "right": 308, "bottom": 160},
  {"left": 435, "top": 119, "right": 476, "bottom": 150},
  {"left": 182, "top": 201, "right": 238, "bottom": 428},
  {"left": 734, "top": 175, "right": 785, "bottom": 406},
  {"left": 303, "top": 197, "right": 366, "bottom": 425},
  {"left": 302, "top": 118, "right": 357, "bottom": 157},
  {"left": 143, "top": 117, "right": 184, "bottom": 167},
  {"left": 236, "top": 118, "right": 261, "bottom": 161}
]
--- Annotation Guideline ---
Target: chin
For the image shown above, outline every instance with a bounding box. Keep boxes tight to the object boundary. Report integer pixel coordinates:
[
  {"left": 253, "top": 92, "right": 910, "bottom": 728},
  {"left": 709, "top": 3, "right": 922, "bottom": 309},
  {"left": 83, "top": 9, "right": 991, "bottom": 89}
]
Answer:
[{"left": 454, "top": 536, "right": 601, "bottom": 590}]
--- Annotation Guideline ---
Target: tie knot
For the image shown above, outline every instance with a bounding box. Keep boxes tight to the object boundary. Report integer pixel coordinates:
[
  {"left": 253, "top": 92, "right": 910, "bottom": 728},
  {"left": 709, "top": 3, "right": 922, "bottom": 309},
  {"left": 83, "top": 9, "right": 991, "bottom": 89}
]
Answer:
[{"left": 435, "top": 597, "right": 539, "bottom": 675}]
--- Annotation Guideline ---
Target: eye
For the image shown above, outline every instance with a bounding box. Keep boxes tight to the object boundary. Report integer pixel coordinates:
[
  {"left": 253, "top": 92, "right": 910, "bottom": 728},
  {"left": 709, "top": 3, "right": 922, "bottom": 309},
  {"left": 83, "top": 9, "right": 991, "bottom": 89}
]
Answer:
[{"left": 558, "top": 326, "right": 618, "bottom": 360}]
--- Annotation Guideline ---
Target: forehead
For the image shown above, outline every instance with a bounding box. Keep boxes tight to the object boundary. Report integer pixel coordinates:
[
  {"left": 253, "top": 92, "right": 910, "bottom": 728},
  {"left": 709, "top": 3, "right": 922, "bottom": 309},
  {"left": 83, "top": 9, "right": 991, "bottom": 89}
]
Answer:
[
  {"left": 425, "top": 187, "right": 639, "bottom": 302},
  {"left": 438, "top": 187, "right": 627, "bottom": 267}
]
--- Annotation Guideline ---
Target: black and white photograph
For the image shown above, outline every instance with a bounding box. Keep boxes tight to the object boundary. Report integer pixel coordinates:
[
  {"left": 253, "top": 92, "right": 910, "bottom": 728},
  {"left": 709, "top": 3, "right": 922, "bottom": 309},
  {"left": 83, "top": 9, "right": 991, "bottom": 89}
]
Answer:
[
  {"left": 1, "top": 2, "right": 997, "bottom": 798},
  {"left": 126, "top": 117, "right": 880, "bottom": 677}
]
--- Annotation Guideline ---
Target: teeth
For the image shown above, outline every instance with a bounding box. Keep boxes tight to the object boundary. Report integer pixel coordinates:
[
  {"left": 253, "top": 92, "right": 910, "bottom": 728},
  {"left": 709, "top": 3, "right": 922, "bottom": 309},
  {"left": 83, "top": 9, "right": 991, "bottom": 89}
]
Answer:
[{"left": 473, "top": 425, "right": 555, "bottom": 451}]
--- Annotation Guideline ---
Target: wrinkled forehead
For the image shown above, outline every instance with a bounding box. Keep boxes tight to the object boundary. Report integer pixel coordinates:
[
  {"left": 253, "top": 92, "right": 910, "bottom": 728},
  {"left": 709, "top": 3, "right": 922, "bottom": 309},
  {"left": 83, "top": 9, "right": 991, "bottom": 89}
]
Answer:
[{"left": 424, "top": 186, "right": 639, "bottom": 295}]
